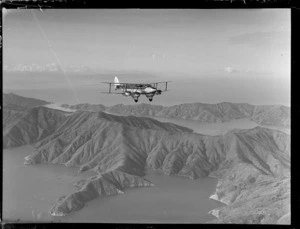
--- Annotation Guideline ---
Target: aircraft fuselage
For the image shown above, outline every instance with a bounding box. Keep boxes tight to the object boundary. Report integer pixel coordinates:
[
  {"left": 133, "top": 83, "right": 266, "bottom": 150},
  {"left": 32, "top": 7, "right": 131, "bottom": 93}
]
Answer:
[{"left": 115, "top": 85, "right": 161, "bottom": 102}]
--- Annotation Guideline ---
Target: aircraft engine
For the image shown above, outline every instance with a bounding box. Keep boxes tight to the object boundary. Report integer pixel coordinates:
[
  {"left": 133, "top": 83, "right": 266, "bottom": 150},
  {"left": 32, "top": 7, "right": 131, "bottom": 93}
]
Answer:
[
  {"left": 146, "top": 93, "right": 154, "bottom": 102},
  {"left": 155, "top": 90, "right": 162, "bottom": 95},
  {"left": 131, "top": 93, "right": 140, "bottom": 103},
  {"left": 122, "top": 92, "right": 131, "bottom": 96},
  {"left": 132, "top": 93, "right": 140, "bottom": 98}
]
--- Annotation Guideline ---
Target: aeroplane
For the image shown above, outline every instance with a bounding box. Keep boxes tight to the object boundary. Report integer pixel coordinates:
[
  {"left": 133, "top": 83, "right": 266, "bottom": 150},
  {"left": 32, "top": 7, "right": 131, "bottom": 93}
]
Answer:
[{"left": 102, "top": 77, "right": 170, "bottom": 103}]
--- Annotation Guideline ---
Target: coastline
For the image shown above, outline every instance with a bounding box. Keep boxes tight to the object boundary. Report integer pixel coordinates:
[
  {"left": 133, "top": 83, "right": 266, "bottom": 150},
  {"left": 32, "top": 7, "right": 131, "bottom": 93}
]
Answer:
[{"left": 207, "top": 176, "right": 228, "bottom": 220}]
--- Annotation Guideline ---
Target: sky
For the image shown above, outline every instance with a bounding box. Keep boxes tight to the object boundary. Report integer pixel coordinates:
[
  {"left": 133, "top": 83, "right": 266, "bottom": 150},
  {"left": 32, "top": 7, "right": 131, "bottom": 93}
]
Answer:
[{"left": 3, "top": 9, "right": 290, "bottom": 106}]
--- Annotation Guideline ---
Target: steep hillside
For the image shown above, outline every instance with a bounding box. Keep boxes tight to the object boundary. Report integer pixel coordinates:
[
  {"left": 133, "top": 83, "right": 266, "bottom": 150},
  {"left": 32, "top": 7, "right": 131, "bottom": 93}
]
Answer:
[
  {"left": 3, "top": 109, "right": 26, "bottom": 129},
  {"left": 251, "top": 105, "right": 290, "bottom": 127},
  {"left": 24, "top": 111, "right": 193, "bottom": 173},
  {"left": 209, "top": 175, "right": 290, "bottom": 224},
  {"left": 3, "top": 93, "right": 50, "bottom": 110},
  {"left": 22, "top": 109, "right": 290, "bottom": 222},
  {"left": 3, "top": 93, "right": 51, "bottom": 130},
  {"left": 3, "top": 107, "right": 68, "bottom": 148},
  {"left": 206, "top": 128, "right": 290, "bottom": 224},
  {"left": 50, "top": 170, "right": 154, "bottom": 216}
]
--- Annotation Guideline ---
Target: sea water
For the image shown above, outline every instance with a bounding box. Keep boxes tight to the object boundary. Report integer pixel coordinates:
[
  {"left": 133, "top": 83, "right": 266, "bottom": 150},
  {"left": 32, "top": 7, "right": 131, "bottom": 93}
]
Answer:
[{"left": 3, "top": 146, "right": 221, "bottom": 223}]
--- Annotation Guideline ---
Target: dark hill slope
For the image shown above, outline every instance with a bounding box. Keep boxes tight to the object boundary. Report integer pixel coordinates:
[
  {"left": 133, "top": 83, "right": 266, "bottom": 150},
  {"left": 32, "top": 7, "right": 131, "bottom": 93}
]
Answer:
[
  {"left": 3, "top": 93, "right": 51, "bottom": 131},
  {"left": 3, "top": 109, "right": 26, "bottom": 129},
  {"left": 49, "top": 170, "right": 154, "bottom": 216},
  {"left": 3, "top": 93, "right": 50, "bottom": 110},
  {"left": 25, "top": 111, "right": 193, "bottom": 174},
  {"left": 3, "top": 107, "right": 67, "bottom": 148}
]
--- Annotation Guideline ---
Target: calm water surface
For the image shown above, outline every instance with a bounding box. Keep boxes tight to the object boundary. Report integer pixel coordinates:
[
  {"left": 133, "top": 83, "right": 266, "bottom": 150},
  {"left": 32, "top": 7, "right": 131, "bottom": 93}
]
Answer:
[
  {"left": 150, "top": 116, "right": 290, "bottom": 135},
  {"left": 62, "top": 170, "right": 220, "bottom": 223},
  {"left": 3, "top": 146, "right": 221, "bottom": 223},
  {"left": 151, "top": 117, "right": 258, "bottom": 135},
  {"left": 3, "top": 145, "right": 93, "bottom": 223}
]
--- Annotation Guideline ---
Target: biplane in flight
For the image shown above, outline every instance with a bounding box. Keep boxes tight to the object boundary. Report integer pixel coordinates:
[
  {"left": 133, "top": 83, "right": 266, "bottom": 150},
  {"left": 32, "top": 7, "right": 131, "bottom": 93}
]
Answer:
[{"left": 102, "top": 77, "right": 170, "bottom": 103}]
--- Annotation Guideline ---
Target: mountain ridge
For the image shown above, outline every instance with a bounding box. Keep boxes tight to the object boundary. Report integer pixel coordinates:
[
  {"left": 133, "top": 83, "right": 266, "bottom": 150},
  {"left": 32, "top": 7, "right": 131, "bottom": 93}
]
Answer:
[
  {"left": 62, "top": 102, "right": 290, "bottom": 127},
  {"left": 3, "top": 93, "right": 290, "bottom": 127},
  {"left": 2, "top": 93, "right": 290, "bottom": 223},
  {"left": 20, "top": 109, "right": 289, "bottom": 222},
  {"left": 3, "top": 93, "right": 50, "bottom": 110}
]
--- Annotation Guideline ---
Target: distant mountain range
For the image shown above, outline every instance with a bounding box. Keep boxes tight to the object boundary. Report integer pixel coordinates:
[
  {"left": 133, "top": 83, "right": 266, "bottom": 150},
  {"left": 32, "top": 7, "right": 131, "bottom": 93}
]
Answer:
[
  {"left": 63, "top": 102, "right": 290, "bottom": 127},
  {"left": 2, "top": 93, "right": 291, "bottom": 224},
  {"left": 3, "top": 63, "right": 93, "bottom": 74}
]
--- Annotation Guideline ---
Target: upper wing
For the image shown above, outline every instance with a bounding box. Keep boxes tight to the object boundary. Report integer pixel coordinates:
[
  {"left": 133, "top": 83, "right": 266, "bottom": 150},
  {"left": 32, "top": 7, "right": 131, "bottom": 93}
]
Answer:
[
  {"left": 101, "top": 81, "right": 170, "bottom": 92},
  {"left": 102, "top": 81, "right": 171, "bottom": 85},
  {"left": 102, "top": 82, "right": 144, "bottom": 86},
  {"left": 147, "top": 81, "right": 171, "bottom": 84}
]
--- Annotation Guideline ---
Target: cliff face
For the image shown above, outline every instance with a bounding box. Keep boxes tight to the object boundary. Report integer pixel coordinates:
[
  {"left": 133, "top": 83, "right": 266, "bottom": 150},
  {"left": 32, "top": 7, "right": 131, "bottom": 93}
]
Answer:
[{"left": 63, "top": 102, "right": 290, "bottom": 127}]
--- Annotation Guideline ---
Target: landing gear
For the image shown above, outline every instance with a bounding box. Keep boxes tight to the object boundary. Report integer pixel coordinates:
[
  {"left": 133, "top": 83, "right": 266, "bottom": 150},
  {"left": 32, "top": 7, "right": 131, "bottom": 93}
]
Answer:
[
  {"left": 149, "top": 98, "right": 153, "bottom": 102},
  {"left": 134, "top": 99, "right": 138, "bottom": 103}
]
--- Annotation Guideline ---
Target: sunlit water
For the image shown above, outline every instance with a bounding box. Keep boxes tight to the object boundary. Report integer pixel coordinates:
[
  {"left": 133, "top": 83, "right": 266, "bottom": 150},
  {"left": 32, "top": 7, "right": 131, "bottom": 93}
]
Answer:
[
  {"left": 151, "top": 117, "right": 259, "bottom": 135},
  {"left": 139, "top": 116, "right": 290, "bottom": 136},
  {"left": 61, "top": 170, "right": 221, "bottom": 223},
  {"left": 3, "top": 146, "right": 222, "bottom": 223}
]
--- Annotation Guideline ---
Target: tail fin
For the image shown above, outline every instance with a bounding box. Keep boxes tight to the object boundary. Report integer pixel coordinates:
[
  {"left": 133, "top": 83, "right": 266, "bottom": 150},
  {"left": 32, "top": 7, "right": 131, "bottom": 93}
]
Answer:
[{"left": 114, "top": 76, "right": 120, "bottom": 90}]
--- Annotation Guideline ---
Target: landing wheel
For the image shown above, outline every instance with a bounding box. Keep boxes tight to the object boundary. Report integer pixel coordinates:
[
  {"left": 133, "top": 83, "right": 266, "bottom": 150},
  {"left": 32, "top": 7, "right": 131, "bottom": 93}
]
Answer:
[
  {"left": 134, "top": 99, "right": 138, "bottom": 103},
  {"left": 149, "top": 98, "right": 153, "bottom": 102}
]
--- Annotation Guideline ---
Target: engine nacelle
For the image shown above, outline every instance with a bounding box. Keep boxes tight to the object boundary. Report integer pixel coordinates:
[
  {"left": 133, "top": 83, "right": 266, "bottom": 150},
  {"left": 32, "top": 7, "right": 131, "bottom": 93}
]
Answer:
[
  {"left": 122, "top": 92, "right": 131, "bottom": 96},
  {"left": 131, "top": 93, "right": 140, "bottom": 103},
  {"left": 146, "top": 93, "right": 154, "bottom": 102},
  {"left": 146, "top": 93, "right": 153, "bottom": 98},
  {"left": 131, "top": 93, "right": 141, "bottom": 98},
  {"left": 155, "top": 90, "right": 162, "bottom": 95}
]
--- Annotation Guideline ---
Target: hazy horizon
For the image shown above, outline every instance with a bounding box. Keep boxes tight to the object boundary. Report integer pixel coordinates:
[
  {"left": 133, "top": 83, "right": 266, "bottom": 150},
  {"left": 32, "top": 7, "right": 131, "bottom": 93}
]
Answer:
[
  {"left": 3, "top": 88, "right": 290, "bottom": 107},
  {"left": 3, "top": 9, "right": 290, "bottom": 106}
]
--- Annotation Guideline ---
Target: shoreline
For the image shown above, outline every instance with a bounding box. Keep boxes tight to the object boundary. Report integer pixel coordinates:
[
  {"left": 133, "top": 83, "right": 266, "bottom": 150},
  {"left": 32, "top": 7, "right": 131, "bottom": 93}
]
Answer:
[{"left": 207, "top": 175, "right": 228, "bottom": 220}]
